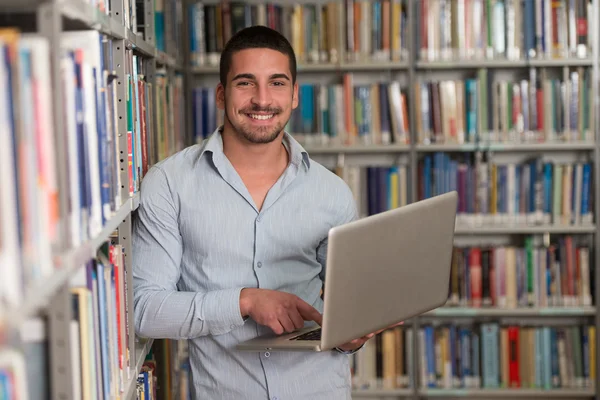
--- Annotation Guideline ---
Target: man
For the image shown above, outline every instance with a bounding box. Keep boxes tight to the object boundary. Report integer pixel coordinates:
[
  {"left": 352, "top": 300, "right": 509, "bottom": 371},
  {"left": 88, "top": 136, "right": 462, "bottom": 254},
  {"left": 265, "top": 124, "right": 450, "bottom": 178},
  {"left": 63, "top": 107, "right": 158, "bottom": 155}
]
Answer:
[{"left": 132, "top": 26, "right": 378, "bottom": 399}]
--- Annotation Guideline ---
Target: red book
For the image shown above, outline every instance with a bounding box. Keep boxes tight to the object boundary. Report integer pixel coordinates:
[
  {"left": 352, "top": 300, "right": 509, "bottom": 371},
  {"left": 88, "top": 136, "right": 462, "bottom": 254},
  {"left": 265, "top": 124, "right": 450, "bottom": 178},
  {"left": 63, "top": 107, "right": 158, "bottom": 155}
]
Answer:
[
  {"left": 508, "top": 326, "right": 520, "bottom": 387},
  {"left": 470, "top": 248, "right": 482, "bottom": 307}
]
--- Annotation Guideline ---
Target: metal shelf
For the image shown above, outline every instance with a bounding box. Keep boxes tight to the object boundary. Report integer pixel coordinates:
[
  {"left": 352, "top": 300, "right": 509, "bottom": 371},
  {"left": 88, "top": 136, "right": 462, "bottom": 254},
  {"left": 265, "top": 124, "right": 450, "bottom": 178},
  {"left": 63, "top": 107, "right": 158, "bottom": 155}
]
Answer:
[
  {"left": 339, "top": 60, "right": 410, "bottom": 70},
  {"left": 419, "top": 388, "right": 595, "bottom": 397},
  {"left": 417, "top": 59, "right": 528, "bottom": 69},
  {"left": 417, "top": 141, "right": 596, "bottom": 152},
  {"left": 132, "top": 192, "right": 140, "bottom": 211},
  {"left": 304, "top": 144, "right": 411, "bottom": 154},
  {"left": 156, "top": 50, "right": 181, "bottom": 68},
  {"left": 0, "top": 196, "right": 137, "bottom": 337},
  {"left": 352, "top": 388, "right": 413, "bottom": 397},
  {"left": 424, "top": 307, "right": 596, "bottom": 317},
  {"left": 60, "top": 0, "right": 126, "bottom": 39},
  {"left": 290, "top": 141, "right": 596, "bottom": 154},
  {"left": 528, "top": 58, "right": 593, "bottom": 67},
  {"left": 416, "top": 58, "right": 592, "bottom": 69},
  {"left": 454, "top": 224, "right": 596, "bottom": 234}
]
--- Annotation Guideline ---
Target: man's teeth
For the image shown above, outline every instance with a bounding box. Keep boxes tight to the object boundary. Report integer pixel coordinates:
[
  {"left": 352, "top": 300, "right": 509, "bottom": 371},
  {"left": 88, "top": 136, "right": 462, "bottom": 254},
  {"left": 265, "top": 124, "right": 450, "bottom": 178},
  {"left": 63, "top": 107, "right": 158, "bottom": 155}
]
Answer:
[{"left": 249, "top": 114, "right": 274, "bottom": 120}]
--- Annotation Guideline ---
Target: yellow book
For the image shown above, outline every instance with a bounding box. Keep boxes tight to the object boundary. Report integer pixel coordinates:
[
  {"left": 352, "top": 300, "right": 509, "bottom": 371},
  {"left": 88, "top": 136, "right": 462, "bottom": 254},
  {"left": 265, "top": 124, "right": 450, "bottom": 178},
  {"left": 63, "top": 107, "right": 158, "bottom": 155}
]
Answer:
[{"left": 71, "top": 287, "right": 97, "bottom": 400}]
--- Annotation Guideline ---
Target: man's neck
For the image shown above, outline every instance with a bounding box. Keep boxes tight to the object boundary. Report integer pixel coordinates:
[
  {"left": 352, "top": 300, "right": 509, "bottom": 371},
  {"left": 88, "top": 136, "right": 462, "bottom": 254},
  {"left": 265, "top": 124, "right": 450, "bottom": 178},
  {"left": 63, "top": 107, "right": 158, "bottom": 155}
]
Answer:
[{"left": 221, "top": 127, "right": 289, "bottom": 173}]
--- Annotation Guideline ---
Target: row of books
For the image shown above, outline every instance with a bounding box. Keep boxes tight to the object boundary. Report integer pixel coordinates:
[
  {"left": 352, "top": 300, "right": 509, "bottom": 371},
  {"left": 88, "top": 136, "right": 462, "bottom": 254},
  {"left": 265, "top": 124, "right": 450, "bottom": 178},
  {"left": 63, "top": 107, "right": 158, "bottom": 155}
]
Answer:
[
  {"left": 289, "top": 79, "right": 410, "bottom": 146},
  {"left": 351, "top": 325, "right": 413, "bottom": 390},
  {"left": 192, "top": 72, "right": 594, "bottom": 148},
  {"left": 187, "top": 0, "right": 594, "bottom": 66},
  {"left": 187, "top": 1, "right": 410, "bottom": 67},
  {"left": 0, "top": 29, "right": 126, "bottom": 312},
  {"left": 335, "top": 165, "right": 410, "bottom": 218},
  {"left": 0, "top": 244, "right": 170, "bottom": 399},
  {"left": 418, "top": 154, "right": 593, "bottom": 227},
  {"left": 419, "top": 0, "right": 593, "bottom": 62},
  {"left": 136, "top": 353, "right": 158, "bottom": 400},
  {"left": 70, "top": 243, "right": 130, "bottom": 399},
  {"left": 416, "top": 68, "right": 594, "bottom": 145},
  {"left": 192, "top": 76, "right": 411, "bottom": 147},
  {"left": 419, "top": 323, "right": 595, "bottom": 390},
  {"left": 152, "top": 0, "right": 183, "bottom": 55},
  {"left": 446, "top": 238, "right": 593, "bottom": 309},
  {"left": 0, "top": 28, "right": 185, "bottom": 319},
  {"left": 332, "top": 157, "right": 594, "bottom": 228},
  {"left": 189, "top": 2, "right": 343, "bottom": 67},
  {"left": 344, "top": 0, "right": 409, "bottom": 63}
]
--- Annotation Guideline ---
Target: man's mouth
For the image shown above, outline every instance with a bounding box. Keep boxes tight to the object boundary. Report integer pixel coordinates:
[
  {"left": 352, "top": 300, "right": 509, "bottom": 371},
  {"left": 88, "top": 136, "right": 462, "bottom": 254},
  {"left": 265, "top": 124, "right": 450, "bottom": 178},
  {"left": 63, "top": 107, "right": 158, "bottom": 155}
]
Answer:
[{"left": 247, "top": 113, "right": 275, "bottom": 120}]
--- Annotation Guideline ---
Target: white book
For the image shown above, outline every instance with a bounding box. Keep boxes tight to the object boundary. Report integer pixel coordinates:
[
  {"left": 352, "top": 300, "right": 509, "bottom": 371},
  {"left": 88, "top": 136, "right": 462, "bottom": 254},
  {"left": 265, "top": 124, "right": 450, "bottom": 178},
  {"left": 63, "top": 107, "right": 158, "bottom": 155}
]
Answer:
[
  {"left": 0, "top": 35, "right": 23, "bottom": 311},
  {"left": 61, "top": 53, "right": 83, "bottom": 247},
  {"left": 20, "top": 34, "right": 56, "bottom": 280},
  {"left": 61, "top": 31, "right": 104, "bottom": 239}
]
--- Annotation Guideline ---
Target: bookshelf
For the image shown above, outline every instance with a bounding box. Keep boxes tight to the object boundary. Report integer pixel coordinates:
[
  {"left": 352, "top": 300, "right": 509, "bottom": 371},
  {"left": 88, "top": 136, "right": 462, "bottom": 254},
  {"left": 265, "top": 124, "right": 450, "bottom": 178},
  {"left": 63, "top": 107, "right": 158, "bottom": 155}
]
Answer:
[
  {"left": 188, "top": 0, "right": 600, "bottom": 399},
  {"left": 0, "top": 0, "right": 185, "bottom": 397}
]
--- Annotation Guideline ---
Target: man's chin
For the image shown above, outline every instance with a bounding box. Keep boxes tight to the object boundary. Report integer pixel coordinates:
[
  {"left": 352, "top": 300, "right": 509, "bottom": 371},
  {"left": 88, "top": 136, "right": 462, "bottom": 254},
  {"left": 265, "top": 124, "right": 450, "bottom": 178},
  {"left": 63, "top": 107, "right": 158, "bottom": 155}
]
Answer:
[{"left": 240, "top": 127, "right": 283, "bottom": 144}]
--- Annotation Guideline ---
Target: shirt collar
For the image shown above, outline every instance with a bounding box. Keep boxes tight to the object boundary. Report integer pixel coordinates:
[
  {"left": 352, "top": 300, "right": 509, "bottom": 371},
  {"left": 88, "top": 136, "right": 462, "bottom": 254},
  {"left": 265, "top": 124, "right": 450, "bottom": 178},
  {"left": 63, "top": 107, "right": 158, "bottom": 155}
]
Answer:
[{"left": 199, "top": 126, "right": 311, "bottom": 170}]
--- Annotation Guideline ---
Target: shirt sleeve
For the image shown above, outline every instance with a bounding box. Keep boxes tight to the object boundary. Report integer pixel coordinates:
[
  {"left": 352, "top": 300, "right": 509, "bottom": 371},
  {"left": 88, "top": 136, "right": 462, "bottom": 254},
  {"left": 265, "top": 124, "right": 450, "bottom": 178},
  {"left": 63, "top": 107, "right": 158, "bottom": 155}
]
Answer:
[{"left": 132, "top": 166, "right": 246, "bottom": 339}]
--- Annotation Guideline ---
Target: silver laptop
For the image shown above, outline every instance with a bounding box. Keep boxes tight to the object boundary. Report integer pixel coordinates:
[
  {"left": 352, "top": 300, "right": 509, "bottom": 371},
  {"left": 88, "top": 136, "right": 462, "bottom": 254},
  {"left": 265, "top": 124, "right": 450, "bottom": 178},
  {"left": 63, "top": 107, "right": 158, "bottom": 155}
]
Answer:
[{"left": 236, "top": 191, "right": 458, "bottom": 352}]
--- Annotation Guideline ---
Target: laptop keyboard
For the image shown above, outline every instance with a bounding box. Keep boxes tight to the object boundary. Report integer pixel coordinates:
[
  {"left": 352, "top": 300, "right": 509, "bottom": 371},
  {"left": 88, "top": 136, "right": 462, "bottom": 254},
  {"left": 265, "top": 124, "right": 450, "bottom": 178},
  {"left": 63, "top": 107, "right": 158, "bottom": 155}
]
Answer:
[{"left": 290, "top": 328, "right": 322, "bottom": 341}]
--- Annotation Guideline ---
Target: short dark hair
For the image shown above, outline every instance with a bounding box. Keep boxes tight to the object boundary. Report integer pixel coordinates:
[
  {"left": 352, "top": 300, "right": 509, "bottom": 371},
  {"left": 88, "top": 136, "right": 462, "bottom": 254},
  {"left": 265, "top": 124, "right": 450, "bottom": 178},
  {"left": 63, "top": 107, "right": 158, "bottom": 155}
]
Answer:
[{"left": 219, "top": 25, "right": 297, "bottom": 87}]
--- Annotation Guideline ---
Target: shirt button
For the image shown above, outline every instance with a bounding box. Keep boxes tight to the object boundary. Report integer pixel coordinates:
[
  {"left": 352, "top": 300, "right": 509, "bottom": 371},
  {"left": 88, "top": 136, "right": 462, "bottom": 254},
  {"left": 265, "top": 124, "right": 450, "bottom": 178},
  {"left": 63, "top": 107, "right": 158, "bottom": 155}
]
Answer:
[
  {"left": 264, "top": 351, "right": 270, "bottom": 357},
  {"left": 257, "top": 261, "right": 262, "bottom": 268},
  {"left": 256, "top": 215, "right": 261, "bottom": 222},
  {"left": 272, "top": 397, "right": 278, "bottom": 400}
]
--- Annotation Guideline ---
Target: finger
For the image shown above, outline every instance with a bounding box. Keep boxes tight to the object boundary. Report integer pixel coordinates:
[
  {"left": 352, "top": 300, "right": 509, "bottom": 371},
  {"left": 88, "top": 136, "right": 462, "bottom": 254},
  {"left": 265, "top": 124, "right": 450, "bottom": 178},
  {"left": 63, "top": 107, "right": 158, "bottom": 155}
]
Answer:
[
  {"left": 269, "top": 321, "right": 285, "bottom": 335},
  {"left": 296, "top": 301, "right": 323, "bottom": 325},
  {"left": 279, "top": 314, "right": 296, "bottom": 333},
  {"left": 289, "top": 309, "right": 305, "bottom": 330}
]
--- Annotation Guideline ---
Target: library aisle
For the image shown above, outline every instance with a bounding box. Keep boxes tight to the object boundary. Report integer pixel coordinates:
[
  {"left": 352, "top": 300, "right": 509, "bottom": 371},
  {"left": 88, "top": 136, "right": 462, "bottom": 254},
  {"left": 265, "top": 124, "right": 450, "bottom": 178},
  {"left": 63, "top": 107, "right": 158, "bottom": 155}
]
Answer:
[{"left": 1, "top": 0, "right": 600, "bottom": 399}]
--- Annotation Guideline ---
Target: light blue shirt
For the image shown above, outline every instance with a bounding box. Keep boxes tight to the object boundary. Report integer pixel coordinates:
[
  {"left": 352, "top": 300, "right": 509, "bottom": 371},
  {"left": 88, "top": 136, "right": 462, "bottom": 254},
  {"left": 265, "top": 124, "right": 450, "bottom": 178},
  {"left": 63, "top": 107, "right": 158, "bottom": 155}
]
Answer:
[{"left": 132, "top": 128, "right": 358, "bottom": 399}]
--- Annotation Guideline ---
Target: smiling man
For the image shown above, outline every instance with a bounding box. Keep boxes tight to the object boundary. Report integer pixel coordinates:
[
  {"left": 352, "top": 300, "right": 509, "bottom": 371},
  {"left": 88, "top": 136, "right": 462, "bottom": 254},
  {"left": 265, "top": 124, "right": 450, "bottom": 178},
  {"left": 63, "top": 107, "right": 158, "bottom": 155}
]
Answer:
[{"left": 132, "top": 26, "right": 371, "bottom": 399}]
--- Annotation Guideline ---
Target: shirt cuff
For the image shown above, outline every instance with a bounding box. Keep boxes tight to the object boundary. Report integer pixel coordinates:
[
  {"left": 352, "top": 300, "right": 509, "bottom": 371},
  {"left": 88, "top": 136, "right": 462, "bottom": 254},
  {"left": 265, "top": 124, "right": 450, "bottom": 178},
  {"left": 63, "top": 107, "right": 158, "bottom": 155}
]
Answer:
[
  {"left": 335, "top": 344, "right": 364, "bottom": 355},
  {"left": 199, "top": 287, "right": 246, "bottom": 335}
]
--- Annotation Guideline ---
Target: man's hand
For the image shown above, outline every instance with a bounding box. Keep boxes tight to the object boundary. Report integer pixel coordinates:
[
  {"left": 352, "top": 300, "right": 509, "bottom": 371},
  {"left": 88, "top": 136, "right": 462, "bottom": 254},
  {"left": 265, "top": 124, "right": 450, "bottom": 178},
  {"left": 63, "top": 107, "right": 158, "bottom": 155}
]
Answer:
[
  {"left": 240, "top": 288, "right": 323, "bottom": 335},
  {"left": 336, "top": 321, "right": 405, "bottom": 352}
]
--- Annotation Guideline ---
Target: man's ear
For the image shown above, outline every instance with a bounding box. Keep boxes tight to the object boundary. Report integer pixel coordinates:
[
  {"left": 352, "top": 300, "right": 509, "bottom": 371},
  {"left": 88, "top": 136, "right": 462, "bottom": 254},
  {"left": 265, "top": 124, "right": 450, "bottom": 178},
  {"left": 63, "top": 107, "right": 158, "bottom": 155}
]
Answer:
[
  {"left": 291, "top": 81, "right": 299, "bottom": 110},
  {"left": 216, "top": 82, "right": 225, "bottom": 110}
]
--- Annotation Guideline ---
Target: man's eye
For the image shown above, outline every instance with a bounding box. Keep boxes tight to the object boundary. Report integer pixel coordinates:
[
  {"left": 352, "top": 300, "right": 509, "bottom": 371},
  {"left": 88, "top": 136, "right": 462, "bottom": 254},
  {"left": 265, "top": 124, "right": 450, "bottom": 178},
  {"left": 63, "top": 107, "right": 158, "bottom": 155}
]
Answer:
[
  {"left": 272, "top": 81, "right": 285, "bottom": 86},
  {"left": 237, "top": 81, "right": 250, "bottom": 86}
]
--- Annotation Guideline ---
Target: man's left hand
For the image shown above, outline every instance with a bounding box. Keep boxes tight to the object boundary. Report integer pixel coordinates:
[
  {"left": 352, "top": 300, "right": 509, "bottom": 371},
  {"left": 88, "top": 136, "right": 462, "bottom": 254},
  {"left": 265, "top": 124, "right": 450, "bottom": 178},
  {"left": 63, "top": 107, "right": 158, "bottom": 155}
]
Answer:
[{"left": 336, "top": 321, "right": 404, "bottom": 352}]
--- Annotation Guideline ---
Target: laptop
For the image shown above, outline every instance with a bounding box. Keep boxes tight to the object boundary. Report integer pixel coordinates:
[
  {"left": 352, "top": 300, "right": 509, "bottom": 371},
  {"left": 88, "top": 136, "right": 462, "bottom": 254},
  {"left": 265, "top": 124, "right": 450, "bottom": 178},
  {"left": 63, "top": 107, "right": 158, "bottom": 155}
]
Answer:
[{"left": 236, "top": 191, "right": 458, "bottom": 352}]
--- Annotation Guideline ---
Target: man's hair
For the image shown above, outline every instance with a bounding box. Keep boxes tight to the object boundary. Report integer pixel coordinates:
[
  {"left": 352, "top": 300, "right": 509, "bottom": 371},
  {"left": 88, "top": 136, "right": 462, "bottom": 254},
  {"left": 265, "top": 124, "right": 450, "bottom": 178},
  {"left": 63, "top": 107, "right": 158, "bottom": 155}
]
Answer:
[{"left": 219, "top": 25, "right": 297, "bottom": 87}]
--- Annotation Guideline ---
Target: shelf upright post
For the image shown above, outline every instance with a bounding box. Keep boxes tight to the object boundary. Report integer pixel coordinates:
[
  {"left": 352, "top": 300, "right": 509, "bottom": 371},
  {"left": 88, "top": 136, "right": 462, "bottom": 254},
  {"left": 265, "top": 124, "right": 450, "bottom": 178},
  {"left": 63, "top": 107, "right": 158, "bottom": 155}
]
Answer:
[
  {"left": 408, "top": 0, "right": 418, "bottom": 209},
  {"left": 110, "top": 0, "right": 124, "bottom": 26},
  {"left": 409, "top": 1, "right": 421, "bottom": 398},
  {"left": 38, "top": 0, "right": 70, "bottom": 253},
  {"left": 593, "top": 0, "right": 600, "bottom": 398},
  {"left": 144, "top": 0, "right": 156, "bottom": 47},
  {"left": 48, "top": 285, "right": 74, "bottom": 400},
  {"left": 112, "top": 40, "right": 131, "bottom": 205},
  {"left": 120, "top": 211, "right": 136, "bottom": 381},
  {"left": 182, "top": 0, "right": 194, "bottom": 147}
]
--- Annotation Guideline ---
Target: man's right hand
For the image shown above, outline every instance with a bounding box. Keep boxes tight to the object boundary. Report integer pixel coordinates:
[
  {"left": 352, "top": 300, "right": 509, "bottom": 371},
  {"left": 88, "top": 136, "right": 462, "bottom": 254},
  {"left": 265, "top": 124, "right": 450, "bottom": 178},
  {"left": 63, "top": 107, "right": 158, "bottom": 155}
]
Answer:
[{"left": 239, "top": 288, "right": 322, "bottom": 335}]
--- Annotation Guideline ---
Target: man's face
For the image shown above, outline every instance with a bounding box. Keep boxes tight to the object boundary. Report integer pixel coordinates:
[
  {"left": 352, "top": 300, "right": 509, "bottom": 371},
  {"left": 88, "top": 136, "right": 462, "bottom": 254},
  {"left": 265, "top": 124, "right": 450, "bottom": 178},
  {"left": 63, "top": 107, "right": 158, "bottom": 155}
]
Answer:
[{"left": 217, "top": 48, "right": 299, "bottom": 144}]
